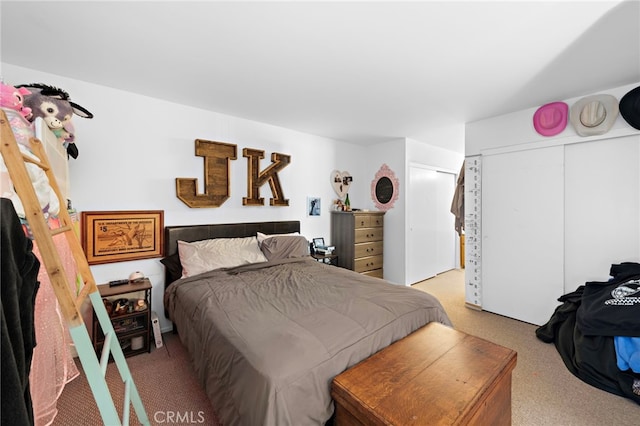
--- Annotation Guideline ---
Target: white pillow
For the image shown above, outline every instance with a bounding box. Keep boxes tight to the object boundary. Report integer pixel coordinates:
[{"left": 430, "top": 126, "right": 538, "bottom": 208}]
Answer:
[
  {"left": 178, "top": 236, "right": 267, "bottom": 278},
  {"left": 256, "top": 231, "right": 300, "bottom": 245}
]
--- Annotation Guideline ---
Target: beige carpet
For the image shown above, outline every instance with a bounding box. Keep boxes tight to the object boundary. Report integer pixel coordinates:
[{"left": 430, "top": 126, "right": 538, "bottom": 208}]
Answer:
[
  {"left": 413, "top": 269, "right": 639, "bottom": 426},
  {"left": 52, "top": 269, "right": 639, "bottom": 425},
  {"left": 52, "top": 333, "right": 218, "bottom": 426}
]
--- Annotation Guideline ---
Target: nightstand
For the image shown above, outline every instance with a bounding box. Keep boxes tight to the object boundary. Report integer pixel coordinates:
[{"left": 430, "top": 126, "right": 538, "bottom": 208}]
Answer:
[
  {"left": 311, "top": 253, "right": 338, "bottom": 266},
  {"left": 92, "top": 278, "right": 152, "bottom": 358}
]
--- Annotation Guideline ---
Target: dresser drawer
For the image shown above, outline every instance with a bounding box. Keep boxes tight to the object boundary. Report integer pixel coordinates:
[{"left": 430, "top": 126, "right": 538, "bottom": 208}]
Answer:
[
  {"left": 368, "top": 215, "right": 383, "bottom": 227},
  {"left": 355, "top": 227, "right": 383, "bottom": 243},
  {"left": 362, "top": 269, "right": 383, "bottom": 279},
  {"left": 354, "top": 214, "right": 384, "bottom": 229},
  {"left": 354, "top": 255, "right": 383, "bottom": 273},
  {"left": 331, "top": 211, "right": 385, "bottom": 274},
  {"left": 353, "top": 215, "right": 371, "bottom": 228},
  {"left": 354, "top": 241, "right": 383, "bottom": 258}
]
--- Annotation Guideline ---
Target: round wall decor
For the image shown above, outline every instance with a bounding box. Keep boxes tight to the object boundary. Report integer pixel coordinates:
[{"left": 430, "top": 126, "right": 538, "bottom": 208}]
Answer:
[{"left": 371, "top": 164, "right": 399, "bottom": 211}]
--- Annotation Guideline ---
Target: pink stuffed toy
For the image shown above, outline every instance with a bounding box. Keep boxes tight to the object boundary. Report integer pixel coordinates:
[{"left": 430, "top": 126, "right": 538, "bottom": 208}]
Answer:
[{"left": 0, "top": 82, "right": 33, "bottom": 120}]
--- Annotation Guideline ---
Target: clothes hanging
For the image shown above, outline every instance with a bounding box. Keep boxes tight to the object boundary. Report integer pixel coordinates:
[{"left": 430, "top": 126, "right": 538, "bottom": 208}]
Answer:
[
  {"left": 1, "top": 197, "right": 40, "bottom": 426},
  {"left": 450, "top": 160, "right": 465, "bottom": 236}
]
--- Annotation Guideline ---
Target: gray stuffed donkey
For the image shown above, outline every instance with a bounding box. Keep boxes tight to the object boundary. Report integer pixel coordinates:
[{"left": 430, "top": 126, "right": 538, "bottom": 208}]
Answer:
[{"left": 16, "top": 83, "right": 93, "bottom": 159}]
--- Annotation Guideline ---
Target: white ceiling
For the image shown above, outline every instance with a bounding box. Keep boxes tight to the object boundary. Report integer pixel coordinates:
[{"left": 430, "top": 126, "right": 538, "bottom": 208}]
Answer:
[{"left": 2, "top": 1, "right": 639, "bottom": 153}]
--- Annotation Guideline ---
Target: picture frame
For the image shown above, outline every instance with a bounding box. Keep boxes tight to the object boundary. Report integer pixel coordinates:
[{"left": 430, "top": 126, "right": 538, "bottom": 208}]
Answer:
[
  {"left": 307, "top": 196, "right": 321, "bottom": 216},
  {"left": 81, "top": 210, "right": 164, "bottom": 265},
  {"left": 312, "top": 237, "right": 325, "bottom": 248},
  {"left": 371, "top": 163, "right": 400, "bottom": 211}
]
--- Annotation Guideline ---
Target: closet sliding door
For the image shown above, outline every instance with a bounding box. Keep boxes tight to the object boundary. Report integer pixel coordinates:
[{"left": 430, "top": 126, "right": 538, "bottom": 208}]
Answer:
[
  {"left": 481, "top": 146, "right": 564, "bottom": 325},
  {"left": 564, "top": 136, "right": 640, "bottom": 290}
]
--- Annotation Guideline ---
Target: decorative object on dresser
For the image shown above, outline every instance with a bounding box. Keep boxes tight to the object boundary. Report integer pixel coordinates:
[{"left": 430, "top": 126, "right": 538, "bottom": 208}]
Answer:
[
  {"left": 331, "top": 211, "right": 385, "bottom": 278},
  {"left": 331, "top": 169, "right": 353, "bottom": 211},
  {"left": 92, "top": 278, "right": 152, "bottom": 358},
  {"left": 371, "top": 164, "right": 399, "bottom": 211},
  {"left": 332, "top": 322, "right": 517, "bottom": 426}
]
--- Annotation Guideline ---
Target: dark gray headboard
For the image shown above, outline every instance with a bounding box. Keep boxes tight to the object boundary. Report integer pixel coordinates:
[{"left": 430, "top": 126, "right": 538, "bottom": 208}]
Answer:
[{"left": 163, "top": 220, "right": 300, "bottom": 285}]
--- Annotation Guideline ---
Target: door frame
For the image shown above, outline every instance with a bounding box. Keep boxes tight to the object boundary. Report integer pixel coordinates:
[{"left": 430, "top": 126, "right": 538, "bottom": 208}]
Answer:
[{"left": 406, "top": 162, "right": 459, "bottom": 284}]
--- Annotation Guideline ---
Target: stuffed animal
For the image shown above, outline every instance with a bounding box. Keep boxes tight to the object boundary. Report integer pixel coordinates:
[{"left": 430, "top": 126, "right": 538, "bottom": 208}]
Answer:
[
  {"left": 16, "top": 83, "right": 93, "bottom": 159},
  {"left": 0, "top": 107, "right": 60, "bottom": 220},
  {"left": 0, "top": 82, "right": 32, "bottom": 119}
]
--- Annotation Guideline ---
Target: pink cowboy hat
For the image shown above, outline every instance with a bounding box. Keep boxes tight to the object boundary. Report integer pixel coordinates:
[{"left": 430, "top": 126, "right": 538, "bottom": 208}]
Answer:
[{"left": 533, "top": 101, "right": 569, "bottom": 136}]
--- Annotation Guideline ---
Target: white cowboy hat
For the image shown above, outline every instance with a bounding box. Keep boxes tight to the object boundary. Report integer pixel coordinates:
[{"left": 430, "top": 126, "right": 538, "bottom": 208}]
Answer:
[{"left": 569, "top": 94, "right": 619, "bottom": 136}]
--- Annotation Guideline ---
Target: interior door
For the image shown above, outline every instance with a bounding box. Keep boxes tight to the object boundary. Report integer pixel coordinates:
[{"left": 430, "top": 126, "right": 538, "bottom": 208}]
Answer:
[{"left": 407, "top": 165, "right": 456, "bottom": 284}]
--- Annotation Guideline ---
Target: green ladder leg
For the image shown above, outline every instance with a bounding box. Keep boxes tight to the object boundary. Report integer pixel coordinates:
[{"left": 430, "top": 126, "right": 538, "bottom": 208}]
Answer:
[{"left": 69, "top": 291, "right": 150, "bottom": 426}]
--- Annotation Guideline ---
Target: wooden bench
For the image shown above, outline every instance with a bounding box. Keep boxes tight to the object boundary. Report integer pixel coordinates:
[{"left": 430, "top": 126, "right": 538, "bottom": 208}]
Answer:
[{"left": 331, "top": 322, "right": 517, "bottom": 425}]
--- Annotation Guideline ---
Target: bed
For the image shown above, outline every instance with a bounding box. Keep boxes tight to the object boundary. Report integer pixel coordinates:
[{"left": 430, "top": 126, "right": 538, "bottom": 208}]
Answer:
[{"left": 162, "top": 221, "right": 452, "bottom": 425}]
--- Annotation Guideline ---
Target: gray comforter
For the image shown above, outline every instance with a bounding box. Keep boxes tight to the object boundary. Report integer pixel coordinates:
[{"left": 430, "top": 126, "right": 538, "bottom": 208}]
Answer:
[{"left": 165, "top": 257, "right": 451, "bottom": 426}]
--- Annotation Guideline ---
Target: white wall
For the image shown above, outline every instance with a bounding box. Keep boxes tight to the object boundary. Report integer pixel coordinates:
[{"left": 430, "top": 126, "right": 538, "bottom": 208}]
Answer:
[
  {"left": 3, "top": 63, "right": 465, "bottom": 329},
  {"left": 466, "top": 83, "right": 640, "bottom": 155},
  {"left": 465, "top": 81, "right": 640, "bottom": 325},
  {"left": 367, "top": 139, "right": 407, "bottom": 284},
  {"left": 3, "top": 63, "right": 370, "bottom": 331},
  {"left": 366, "top": 137, "right": 464, "bottom": 286}
]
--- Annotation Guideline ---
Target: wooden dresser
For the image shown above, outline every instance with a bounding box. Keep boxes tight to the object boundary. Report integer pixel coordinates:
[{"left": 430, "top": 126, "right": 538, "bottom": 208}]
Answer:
[
  {"left": 331, "top": 211, "right": 385, "bottom": 278},
  {"left": 332, "top": 322, "right": 517, "bottom": 426}
]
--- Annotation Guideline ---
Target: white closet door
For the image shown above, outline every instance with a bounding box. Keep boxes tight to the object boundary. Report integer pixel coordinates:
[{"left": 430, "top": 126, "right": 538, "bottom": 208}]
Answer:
[
  {"left": 565, "top": 136, "right": 640, "bottom": 290},
  {"left": 407, "top": 166, "right": 456, "bottom": 284},
  {"left": 482, "top": 147, "right": 564, "bottom": 325}
]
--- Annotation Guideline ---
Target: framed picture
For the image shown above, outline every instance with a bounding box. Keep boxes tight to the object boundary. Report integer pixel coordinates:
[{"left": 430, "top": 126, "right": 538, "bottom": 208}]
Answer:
[
  {"left": 307, "top": 196, "right": 321, "bottom": 216},
  {"left": 81, "top": 210, "right": 164, "bottom": 265},
  {"left": 312, "top": 237, "right": 325, "bottom": 248}
]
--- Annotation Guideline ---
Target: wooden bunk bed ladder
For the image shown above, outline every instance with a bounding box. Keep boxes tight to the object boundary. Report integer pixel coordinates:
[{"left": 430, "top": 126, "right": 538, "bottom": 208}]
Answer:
[{"left": 0, "top": 110, "right": 150, "bottom": 426}]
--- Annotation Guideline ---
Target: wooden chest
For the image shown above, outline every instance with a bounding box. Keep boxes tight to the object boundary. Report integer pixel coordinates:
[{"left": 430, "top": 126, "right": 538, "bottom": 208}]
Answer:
[{"left": 331, "top": 322, "right": 517, "bottom": 425}]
